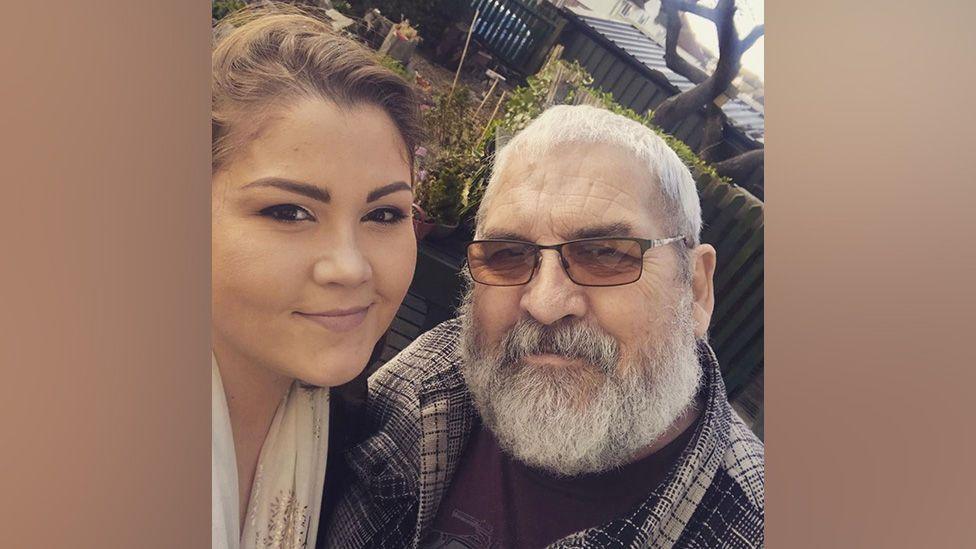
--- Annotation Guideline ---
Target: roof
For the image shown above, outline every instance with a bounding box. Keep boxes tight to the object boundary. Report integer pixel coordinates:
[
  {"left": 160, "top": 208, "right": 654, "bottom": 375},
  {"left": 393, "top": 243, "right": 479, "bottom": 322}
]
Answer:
[{"left": 571, "top": 12, "right": 765, "bottom": 143}]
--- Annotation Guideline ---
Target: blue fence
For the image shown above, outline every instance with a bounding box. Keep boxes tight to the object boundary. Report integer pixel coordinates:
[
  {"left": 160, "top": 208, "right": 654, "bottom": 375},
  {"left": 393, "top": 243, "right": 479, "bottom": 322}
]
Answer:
[{"left": 469, "top": 0, "right": 564, "bottom": 75}]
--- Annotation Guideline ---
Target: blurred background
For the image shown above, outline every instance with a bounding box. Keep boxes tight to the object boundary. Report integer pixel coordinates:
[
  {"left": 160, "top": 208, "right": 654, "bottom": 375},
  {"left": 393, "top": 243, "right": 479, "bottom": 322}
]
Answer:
[{"left": 214, "top": 0, "right": 765, "bottom": 438}]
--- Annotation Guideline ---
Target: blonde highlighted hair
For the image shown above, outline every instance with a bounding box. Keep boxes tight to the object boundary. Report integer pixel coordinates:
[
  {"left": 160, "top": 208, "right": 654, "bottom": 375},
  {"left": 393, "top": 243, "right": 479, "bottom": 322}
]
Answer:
[{"left": 211, "top": 5, "right": 423, "bottom": 172}]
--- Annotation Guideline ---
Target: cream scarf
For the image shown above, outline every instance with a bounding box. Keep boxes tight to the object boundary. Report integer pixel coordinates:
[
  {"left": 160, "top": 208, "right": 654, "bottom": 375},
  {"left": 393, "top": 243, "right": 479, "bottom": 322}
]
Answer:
[{"left": 212, "top": 356, "right": 330, "bottom": 549}]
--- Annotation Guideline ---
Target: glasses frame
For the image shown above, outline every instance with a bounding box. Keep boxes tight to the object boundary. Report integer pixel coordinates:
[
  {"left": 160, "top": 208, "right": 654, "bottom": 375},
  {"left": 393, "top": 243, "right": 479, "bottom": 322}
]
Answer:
[{"left": 466, "top": 235, "right": 688, "bottom": 287}]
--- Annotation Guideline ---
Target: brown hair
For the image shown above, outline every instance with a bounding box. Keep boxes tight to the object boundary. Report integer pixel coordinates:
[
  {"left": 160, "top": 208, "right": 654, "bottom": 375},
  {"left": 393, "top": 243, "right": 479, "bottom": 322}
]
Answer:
[{"left": 211, "top": 5, "right": 423, "bottom": 173}]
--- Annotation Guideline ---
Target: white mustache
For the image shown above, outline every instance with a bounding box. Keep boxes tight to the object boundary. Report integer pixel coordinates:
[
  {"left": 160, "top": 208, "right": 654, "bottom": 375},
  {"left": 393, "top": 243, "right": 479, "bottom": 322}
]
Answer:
[{"left": 499, "top": 319, "right": 620, "bottom": 374}]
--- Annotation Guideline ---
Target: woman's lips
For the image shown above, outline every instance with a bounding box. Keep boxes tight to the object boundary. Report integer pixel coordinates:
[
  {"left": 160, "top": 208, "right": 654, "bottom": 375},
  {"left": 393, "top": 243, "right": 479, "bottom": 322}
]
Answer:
[{"left": 295, "top": 306, "right": 370, "bottom": 333}]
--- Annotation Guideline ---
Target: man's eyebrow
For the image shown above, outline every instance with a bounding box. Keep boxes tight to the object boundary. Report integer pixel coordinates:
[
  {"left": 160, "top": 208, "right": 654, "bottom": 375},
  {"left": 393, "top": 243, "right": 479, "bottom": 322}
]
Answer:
[
  {"left": 479, "top": 229, "right": 532, "bottom": 241},
  {"left": 568, "top": 222, "right": 636, "bottom": 240},
  {"left": 366, "top": 181, "right": 411, "bottom": 203},
  {"left": 479, "top": 223, "right": 637, "bottom": 242},
  {"left": 242, "top": 178, "right": 330, "bottom": 203}
]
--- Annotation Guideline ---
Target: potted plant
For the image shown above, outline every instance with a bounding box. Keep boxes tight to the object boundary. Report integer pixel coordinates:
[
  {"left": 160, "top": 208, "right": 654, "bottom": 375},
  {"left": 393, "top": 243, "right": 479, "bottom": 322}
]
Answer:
[
  {"left": 413, "top": 88, "right": 479, "bottom": 239},
  {"left": 415, "top": 149, "right": 480, "bottom": 239},
  {"left": 412, "top": 203, "right": 436, "bottom": 241},
  {"left": 379, "top": 19, "right": 420, "bottom": 67}
]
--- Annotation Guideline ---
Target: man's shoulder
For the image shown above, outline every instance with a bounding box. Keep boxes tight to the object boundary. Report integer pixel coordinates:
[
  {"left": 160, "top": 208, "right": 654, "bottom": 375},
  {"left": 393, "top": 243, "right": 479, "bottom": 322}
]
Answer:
[
  {"left": 367, "top": 318, "right": 466, "bottom": 418},
  {"left": 325, "top": 320, "right": 470, "bottom": 548},
  {"left": 371, "top": 318, "right": 464, "bottom": 385},
  {"left": 698, "top": 345, "right": 765, "bottom": 512},
  {"left": 721, "top": 411, "right": 765, "bottom": 511},
  {"left": 674, "top": 411, "right": 764, "bottom": 548}
]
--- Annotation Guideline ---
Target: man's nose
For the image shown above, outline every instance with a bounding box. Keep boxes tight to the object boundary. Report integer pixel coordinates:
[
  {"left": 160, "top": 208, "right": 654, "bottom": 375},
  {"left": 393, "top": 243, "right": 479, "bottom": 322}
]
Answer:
[{"left": 519, "top": 250, "right": 587, "bottom": 325}]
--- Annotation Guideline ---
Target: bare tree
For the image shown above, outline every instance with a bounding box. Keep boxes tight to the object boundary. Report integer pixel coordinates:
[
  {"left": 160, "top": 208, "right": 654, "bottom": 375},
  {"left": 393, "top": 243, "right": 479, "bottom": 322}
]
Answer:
[{"left": 651, "top": 0, "right": 763, "bottom": 186}]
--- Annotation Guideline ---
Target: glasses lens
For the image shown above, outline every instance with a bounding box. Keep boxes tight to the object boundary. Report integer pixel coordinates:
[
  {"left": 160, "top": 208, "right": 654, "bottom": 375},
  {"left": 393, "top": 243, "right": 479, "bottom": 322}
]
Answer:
[
  {"left": 564, "top": 239, "right": 644, "bottom": 286},
  {"left": 468, "top": 241, "right": 537, "bottom": 286}
]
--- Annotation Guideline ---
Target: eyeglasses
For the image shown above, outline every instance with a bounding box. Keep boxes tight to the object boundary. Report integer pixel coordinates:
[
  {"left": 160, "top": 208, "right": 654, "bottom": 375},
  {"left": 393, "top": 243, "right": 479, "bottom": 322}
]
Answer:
[{"left": 466, "top": 236, "right": 688, "bottom": 287}]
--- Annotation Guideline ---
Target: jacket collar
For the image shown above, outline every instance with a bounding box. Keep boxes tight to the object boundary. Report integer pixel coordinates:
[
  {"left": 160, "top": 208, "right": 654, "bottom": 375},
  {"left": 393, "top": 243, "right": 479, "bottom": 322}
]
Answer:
[
  {"left": 344, "top": 320, "right": 476, "bottom": 507},
  {"left": 556, "top": 341, "right": 734, "bottom": 548},
  {"left": 411, "top": 341, "right": 477, "bottom": 546},
  {"left": 647, "top": 342, "right": 733, "bottom": 546},
  {"left": 347, "top": 324, "right": 734, "bottom": 548}
]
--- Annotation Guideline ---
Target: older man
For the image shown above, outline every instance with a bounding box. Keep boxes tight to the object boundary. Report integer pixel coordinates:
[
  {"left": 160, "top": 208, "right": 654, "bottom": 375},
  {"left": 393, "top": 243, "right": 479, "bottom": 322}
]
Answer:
[{"left": 326, "top": 105, "right": 764, "bottom": 548}]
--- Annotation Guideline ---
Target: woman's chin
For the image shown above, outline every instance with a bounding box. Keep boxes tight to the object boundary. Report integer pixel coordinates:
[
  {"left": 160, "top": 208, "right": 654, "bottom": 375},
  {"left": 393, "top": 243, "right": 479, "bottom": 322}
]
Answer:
[
  {"left": 296, "top": 370, "right": 360, "bottom": 389},
  {"left": 291, "top": 347, "right": 374, "bottom": 388}
]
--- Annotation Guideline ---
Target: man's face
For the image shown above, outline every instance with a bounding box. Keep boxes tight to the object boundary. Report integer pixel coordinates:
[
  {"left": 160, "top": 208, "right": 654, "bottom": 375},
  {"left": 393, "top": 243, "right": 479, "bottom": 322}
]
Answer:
[
  {"left": 461, "top": 142, "right": 705, "bottom": 475},
  {"left": 474, "top": 142, "right": 688, "bottom": 375}
]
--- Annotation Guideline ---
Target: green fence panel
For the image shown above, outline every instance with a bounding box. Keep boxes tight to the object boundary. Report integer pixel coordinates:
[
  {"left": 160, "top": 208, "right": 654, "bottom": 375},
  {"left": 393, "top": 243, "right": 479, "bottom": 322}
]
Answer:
[{"left": 696, "top": 175, "right": 764, "bottom": 397}]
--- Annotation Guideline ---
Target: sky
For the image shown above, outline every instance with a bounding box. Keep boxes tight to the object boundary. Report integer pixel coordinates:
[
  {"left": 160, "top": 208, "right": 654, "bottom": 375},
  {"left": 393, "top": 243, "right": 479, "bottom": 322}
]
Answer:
[
  {"left": 684, "top": 0, "right": 764, "bottom": 81},
  {"left": 577, "top": 0, "right": 765, "bottom": 82}
]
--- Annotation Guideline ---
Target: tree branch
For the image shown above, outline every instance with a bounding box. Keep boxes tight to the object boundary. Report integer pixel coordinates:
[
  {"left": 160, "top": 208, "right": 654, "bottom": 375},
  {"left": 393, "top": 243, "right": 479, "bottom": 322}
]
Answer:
[
  {"left": 740, "top": 24, "right": 764, "bottom": 55},
  {"left": 661, "top": 0, "right": 708, "bottom": 84},
  {"left": 713, "top": 149, "right": 763, "bottom": 182},
  {"left": 698, "top": 103, "right": 726, "bottom": 162},
  {"left": 667, "top": 0, "right": 720, "bottom": 22},
  {"left": 652, "top": 0, "right": 763, "bottom": 192},
  {"left": 652, "top": 0, "right": 739, "bottom": 131}
]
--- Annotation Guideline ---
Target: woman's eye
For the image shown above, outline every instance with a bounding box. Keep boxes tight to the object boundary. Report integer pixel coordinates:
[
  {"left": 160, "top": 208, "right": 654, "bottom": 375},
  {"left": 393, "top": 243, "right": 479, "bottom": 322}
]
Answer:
[
  {"left": 363, "top": 207, "right": 408, "bottom": 224},
  {"left": 259, "top": 204, "right": 314, "bottom": 223}
]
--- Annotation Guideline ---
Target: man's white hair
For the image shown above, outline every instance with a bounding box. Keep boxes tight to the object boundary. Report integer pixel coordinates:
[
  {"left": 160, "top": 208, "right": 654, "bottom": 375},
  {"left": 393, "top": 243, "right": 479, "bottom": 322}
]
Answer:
[{"left": 478, "top": 104, "right": 702, "bottom": 245}]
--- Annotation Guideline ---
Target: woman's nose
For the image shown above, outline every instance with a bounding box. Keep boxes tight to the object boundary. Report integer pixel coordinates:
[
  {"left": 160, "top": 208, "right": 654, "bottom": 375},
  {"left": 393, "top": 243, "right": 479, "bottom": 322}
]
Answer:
[{"left": 311, "top": 235, "right": 373, "bottom": 288}]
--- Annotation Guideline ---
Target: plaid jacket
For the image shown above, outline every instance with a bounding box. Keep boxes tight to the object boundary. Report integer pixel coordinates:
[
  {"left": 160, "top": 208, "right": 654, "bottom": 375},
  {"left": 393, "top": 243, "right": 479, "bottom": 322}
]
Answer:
[{"left": 325, "top": 319, "right": 765, "bottom": 548}]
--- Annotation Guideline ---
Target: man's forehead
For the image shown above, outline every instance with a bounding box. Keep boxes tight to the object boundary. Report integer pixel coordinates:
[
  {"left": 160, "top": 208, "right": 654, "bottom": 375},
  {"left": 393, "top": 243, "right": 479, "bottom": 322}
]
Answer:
[
  {"left": 479, "top": 219, "right": 641, "bottom": 242},
  {"left": 497, "top": 141, "right": 651, "bottom": 187},
  {"left": 482, "top": 142, "right": 666, "bottom": 239}
]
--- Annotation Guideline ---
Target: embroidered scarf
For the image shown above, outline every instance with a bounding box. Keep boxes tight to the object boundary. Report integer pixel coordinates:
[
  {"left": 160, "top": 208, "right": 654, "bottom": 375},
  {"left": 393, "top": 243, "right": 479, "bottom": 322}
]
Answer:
[{"left": 212, "top": 356, "right": 330, "bottom": 549}]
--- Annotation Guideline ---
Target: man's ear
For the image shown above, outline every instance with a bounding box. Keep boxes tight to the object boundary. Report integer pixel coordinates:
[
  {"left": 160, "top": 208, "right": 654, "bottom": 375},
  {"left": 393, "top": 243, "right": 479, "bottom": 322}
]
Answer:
[{"left": 690, "top": 244, "right": 717, "bottom": 339}]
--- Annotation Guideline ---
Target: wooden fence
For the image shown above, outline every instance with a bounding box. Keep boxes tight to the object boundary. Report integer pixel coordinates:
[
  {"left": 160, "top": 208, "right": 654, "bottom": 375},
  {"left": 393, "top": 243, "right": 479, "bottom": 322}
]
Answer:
[
  {"left": 697, "top": 175, "right": 764, "bottom": 400},
  {"left": 469, "top": 0, "right": 565, "bottom": 75}
]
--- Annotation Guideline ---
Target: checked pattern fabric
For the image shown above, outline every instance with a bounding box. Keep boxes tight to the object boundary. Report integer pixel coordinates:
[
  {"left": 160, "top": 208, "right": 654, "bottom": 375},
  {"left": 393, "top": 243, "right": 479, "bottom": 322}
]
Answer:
[{"left": 324, "top": 319, "right": 764, "bottom": 548}]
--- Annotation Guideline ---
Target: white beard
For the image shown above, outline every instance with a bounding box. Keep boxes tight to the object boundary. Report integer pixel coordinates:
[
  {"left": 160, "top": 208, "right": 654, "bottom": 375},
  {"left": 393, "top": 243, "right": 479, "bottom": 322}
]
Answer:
[{"left": 459, "top": 289, "right": 702, "bottom": 476}]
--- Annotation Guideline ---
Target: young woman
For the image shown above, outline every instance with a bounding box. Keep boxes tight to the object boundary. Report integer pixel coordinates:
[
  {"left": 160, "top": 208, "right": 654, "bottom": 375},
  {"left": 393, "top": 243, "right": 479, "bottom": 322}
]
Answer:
[{"left": 211, "top": 8, "right": 422, "bottom": 548}]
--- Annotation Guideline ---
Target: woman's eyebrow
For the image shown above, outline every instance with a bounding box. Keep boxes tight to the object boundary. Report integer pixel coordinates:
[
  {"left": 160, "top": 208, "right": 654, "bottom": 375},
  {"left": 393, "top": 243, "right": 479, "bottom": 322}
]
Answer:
[
  {"left": 366, "top": 181, "right": 411, "bottom": 203},
  {"left": 242, "top": 178, "right": 330, "bottom": 203}
]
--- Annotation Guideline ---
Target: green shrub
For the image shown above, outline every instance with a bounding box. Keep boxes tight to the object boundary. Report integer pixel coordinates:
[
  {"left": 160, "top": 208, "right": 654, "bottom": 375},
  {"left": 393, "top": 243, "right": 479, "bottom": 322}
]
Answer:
[
  {"left": 378, "top": 55, "right": 411, "bottom": 80},
  {"left": 421, "top": 60, "right": 729, "bottom": 228},
  {"left": 498, "top": 60, "right": 723, "bottom": 183},
  {"left": 212, "top": 0, "right": 245, "bottom": 21},
  {"left": 425, "top": 87, "right": 475, "bottom": 150},
  {"left": 416, "top": 150, "right": 479, "bottom": 226},
  {"left": 415, "top": 88, "right": 480, "bottom": 225}
]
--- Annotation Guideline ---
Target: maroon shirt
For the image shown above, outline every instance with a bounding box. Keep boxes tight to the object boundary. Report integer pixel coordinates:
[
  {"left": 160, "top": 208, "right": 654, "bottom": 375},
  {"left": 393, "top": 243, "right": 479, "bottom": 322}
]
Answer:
[{"left": 421, "top": 420, "right": 696, "bottom": 549}]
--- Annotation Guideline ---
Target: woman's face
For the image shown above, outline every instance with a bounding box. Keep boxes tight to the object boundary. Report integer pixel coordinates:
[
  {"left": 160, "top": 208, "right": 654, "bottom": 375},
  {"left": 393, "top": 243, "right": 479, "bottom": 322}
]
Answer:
[{"left": 212, "top": 99, "right": 417, "bottom": 387}]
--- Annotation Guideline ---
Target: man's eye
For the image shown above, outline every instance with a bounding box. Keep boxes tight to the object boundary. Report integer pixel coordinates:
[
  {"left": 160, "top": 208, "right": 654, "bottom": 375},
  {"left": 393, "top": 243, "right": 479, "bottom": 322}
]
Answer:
[
  {"left": 490, "top": 248, "right": 528, "bottom": 260},
  {"left": 588, "top": 247, "right": 620, "bottom": 257},
  {"left": 363, "top": 207, "right": 408, "bottom": 224},
  {"left": 259, "top": 204, "right": 314, "bottom": 223}
]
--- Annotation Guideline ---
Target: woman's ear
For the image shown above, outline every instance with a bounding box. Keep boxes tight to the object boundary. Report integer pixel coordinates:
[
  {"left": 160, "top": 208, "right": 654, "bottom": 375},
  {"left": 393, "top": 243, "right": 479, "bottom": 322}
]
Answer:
[{"left": 690, "top": 244, "right": 717, "bottom": 339}]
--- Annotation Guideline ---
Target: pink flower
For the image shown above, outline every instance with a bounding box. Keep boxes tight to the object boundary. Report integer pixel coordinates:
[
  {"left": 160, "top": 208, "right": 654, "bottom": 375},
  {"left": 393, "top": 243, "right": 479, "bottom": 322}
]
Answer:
[{"left": 415, "top": 146, "right": 428, "bottom": 157}]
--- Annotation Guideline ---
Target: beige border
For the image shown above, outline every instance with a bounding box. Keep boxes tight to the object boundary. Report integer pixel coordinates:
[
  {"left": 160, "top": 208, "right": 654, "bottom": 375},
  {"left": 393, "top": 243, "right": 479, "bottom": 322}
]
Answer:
[
  {"left": 766, "top": 0, "right": 976, "bottom": 546},
  {"left": 0, "top": 2, "right": 211, "bottom": 546},
  {"left": 3, "top": 0, "right": 976, "bottom": 546}
]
